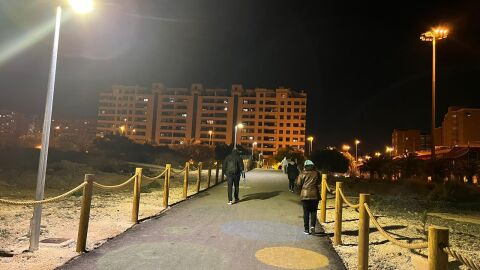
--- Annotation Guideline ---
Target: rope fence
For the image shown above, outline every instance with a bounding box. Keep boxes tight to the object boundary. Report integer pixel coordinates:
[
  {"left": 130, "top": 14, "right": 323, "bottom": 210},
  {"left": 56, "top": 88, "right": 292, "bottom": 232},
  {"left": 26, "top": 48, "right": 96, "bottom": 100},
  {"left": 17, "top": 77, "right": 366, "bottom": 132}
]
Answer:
[
  {"left": 364, "top": 203, "right": 429, "bottom": 250},
  {"left": 142, "top": 168, "right": 167, "bottom": 181},
  {"left": 321, "top": 176, "right": 480, "bottom": 270},
  {"left": 338, "top": 188, "right": 360, "bottom": 209},
  {"left": 443, "top": 247, "right": 480, "bottom": 270},
  {"left": 0, "top": 159, "right": 227, "bottom": 254},
  {"left": 92, "top": 175, "right": 136, "bottom": 190},
  {"left": 0, "top": 182, "right": 87, "bottom": 206}
]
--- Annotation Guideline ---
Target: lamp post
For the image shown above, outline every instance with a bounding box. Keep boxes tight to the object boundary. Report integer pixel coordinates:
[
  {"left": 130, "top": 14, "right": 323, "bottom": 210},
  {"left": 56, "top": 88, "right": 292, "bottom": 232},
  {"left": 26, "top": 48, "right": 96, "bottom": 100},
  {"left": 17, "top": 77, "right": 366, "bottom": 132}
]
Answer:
[
  {"left": 307, "top": 136, "right": 314, "bottom": 156},
  {"left": 374, "top": 152, "right": 381, "bottom": 158},
  {"left": 208, "top": 130, "right": 213, "bottom": 146},
  {"left": 342, "top": 144, "right": 351, "bottom": 152},
  {"left": 420, "top": 26, "right": 449, "bottom": 161},
  {"left": 355, "top": 139, "right": 360, "bottom": 161},
  {"left": 29, "top": 0, "right": 94, "bottom": 251},
  {"left": 252, "top": 141, "right": 257, "bottom": 159},
  {"left": 385, "top": 146, "right": 394, "bottom": 158},
  {"left": 234, "top": 123, "right": 243, "bottom": 149}
]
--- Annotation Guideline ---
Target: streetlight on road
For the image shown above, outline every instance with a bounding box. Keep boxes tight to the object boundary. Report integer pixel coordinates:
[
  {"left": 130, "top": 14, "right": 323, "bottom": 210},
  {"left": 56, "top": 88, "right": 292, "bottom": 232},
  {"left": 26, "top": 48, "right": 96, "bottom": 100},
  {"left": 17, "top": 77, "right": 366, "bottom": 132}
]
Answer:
[
  {"left": 234, "top": 123, "right": 244, "bottom": 149},
  {"left": 342, "top": 144, "right": 351, "bottom": 152},
  {"left": 252, "top": 141, "right": 257, "bottom": 159},
  {"left": 29, "top": 0, "right": 94, "bottom": 251},
  {"left": 307, "top": 136, "right": 314, "bottom": 156},
  {"left": 208, "top": 130, "right": 213, "bottom": 146},
  {"left": 354, "top": 139, "right": 360, "bottom": 161},
  {"left": 420, "top": 26, "right": 449, "bottom": 161},
  {"left": 385, "top": 146, "right": 394, "bottom": 157}
]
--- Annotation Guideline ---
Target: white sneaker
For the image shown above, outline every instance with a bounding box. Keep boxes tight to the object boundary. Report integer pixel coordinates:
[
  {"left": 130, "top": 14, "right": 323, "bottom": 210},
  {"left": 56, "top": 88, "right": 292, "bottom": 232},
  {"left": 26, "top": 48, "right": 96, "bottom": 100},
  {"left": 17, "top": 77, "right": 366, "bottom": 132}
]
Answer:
[{"left": 228, "top": 201, "right": 233, "bottom": 205}]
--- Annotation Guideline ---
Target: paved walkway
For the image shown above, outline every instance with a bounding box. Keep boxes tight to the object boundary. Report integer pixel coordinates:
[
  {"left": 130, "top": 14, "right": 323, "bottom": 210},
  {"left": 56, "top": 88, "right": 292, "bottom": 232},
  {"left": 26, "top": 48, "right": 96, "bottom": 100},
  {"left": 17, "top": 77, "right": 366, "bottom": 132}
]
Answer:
[{"left": 59, "top": 169, "right": 345, "bottom": 270}]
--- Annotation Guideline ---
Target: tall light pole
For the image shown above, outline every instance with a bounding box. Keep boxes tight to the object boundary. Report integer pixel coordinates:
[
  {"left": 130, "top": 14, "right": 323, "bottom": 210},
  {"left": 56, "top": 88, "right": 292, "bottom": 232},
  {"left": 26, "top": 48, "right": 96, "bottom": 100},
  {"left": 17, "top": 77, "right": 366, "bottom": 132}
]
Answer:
[
  {"left": 307, "top": 136, "right": 314, "bottom": 156},
  {"left": 252, "top": 141, "right": 257, "bottom": 159},
  {"left": 386, "top": 146, "right": 394, "bottom": 158},
  {"left": 355, "top": 139, "right": 360, "bottom": 161},
  {"left": 29, "top": 0, "right": 94, "bottom": 251},
  {"left": 208, "top": 130, "right": 213, "bottom": 146},
  {"left": 420, "top": 26, "right": 449, "bottom": 161},
  {"left": 234, "top": 123, "right": 243, "bottom": 149}
]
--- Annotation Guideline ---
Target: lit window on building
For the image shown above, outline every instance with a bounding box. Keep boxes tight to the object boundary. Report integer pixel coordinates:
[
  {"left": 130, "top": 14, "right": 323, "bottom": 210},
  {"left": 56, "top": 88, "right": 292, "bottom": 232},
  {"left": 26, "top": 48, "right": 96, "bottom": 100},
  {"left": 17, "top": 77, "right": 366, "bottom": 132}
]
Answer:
[
  {"left": 144, "top": 98, "right": 149, "bottom": 102},
  {"left": 207, "top": 120, "right": 214, "bottom": 125}
]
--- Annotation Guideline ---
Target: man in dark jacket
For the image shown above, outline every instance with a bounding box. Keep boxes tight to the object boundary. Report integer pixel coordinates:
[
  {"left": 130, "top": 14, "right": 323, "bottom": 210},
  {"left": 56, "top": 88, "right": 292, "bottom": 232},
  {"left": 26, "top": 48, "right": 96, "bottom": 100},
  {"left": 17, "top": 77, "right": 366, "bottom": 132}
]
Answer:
[
  {"left": 296, "top": 160, "right": 321, "bottom": 234},
  {"left": 287, "top": 160, "right": 299, "bottom": 192},
  {"left": 222, "top": 149, "right": 245, "bottom": 205}
]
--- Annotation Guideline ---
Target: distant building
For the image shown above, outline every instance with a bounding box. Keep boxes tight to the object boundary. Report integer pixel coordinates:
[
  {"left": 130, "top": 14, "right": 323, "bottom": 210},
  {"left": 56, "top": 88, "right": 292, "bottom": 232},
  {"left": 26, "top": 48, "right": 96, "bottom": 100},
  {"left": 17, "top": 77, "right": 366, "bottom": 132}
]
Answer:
[
  {"left": 97, "top": 84, "right": 308, "bottom": 157},
  {"left": 392, "top": 129, "right": 421, "bottom": 156},
  {"left": 441, "top": 106, "right": 480, "bottom": 147},
  {"left": 0, "top": 110, "right": 30, "bottom": 139},
  {"left": 96, "top": 85, "right": 153, "bottom": 144}
]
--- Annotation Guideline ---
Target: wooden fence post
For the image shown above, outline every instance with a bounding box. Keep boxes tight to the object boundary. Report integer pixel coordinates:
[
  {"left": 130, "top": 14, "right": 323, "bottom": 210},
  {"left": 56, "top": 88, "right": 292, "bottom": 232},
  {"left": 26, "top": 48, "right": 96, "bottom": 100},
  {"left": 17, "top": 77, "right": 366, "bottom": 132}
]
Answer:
[
  {"left": 319, "top": 174, "right": 328, "bottom": 223},
  {"left": 334, "top": 181, "right": 343, "bottom": 245},
  {"left": 183, "top": 162, "right": 189, "bottom": 199},
  {"left": 428, "top": 226, "right": 449, "bottom": 270},
  {"left": 207, "top": 164, "right": 212, "bottom": 188},
  {"left": 163, "top": 164, "right": 171, "bottom": 208},
  {"left": 131, "top": 168, "right": 142, "bottom": 224},
  {"left": 358, "top": 193, "right": 370, "bottom": 270},
  {"left": 215, "top": 161, "right": 219, "bottom": 185},
  {"left": 76, "top": 174, "right": 94, "bottom": 252},
  {"left": 196, "top": 162, "right": 202, "bottom": 193}
]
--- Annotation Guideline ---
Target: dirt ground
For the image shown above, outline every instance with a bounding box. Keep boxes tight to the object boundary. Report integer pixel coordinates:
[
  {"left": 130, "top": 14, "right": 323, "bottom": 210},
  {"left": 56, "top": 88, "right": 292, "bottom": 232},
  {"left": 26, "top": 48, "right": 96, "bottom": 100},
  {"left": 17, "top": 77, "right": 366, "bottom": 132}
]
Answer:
[
  {"left": 322, "top": 191, "right": 480, "bottom": 270},
  {"left": 0, "top": 169, "right": 217, "bottom": 270}
]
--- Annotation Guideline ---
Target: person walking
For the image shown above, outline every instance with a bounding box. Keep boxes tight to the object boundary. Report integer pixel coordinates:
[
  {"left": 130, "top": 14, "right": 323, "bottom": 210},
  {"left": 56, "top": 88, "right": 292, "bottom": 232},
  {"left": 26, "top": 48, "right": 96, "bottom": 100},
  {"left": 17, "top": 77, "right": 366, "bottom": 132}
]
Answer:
[
  {"left": 281, "top": 157, "right": 289, "bottom": 174},
  {"left": 222, "top": 149, "right": 245, "bottom": 205},
  {"left": 296, "top": 160, "right": 321, "bottom": 235},
  {"left": 287, "top": 160, "right": 299, "bottom": 192}
]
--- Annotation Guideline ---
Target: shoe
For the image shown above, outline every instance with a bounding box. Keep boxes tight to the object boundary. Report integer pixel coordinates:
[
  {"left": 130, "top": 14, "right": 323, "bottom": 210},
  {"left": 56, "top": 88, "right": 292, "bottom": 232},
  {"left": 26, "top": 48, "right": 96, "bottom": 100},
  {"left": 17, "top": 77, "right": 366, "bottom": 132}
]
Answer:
[
  {"left": 228, "top": 201, "right": 233, "bottom": 205},
  {"left": 310, "top": 227, "right": 315, "bottom": 234},
  {"left": 304, "top": 230, "right": 310, "bottom": 235},
  {"left": 290, "top": 190, "right": 294, "bottom": 193}
]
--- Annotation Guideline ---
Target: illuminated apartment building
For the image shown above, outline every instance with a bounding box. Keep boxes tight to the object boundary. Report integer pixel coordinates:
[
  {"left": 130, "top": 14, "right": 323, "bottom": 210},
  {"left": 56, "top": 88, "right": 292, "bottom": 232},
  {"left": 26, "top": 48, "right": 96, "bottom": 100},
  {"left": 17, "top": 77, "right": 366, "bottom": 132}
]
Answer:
[
  {"left": 96, "top": 85, "right": 154, "bottom": 143},
  {"left": 441, "top": 106, "right": 480, "bottom": 147},
  {"left": 97, "top": 84, "right": 307, "bottom": 157}
]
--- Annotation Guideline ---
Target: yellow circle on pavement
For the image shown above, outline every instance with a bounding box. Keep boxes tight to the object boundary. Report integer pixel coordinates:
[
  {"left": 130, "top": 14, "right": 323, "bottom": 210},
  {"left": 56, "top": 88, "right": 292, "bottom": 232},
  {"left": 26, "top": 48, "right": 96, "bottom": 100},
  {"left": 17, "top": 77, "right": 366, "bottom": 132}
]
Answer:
[{"left": 255, "top": 246, "right": 329, "bottom": 269}]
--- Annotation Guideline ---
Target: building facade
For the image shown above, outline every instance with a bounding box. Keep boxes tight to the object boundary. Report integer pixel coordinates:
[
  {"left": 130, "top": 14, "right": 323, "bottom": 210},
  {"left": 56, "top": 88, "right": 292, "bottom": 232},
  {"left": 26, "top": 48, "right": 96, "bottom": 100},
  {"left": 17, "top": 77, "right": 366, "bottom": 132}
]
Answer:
[
  {"left": 441, "top": 106, "right": 480, "bottom": 147},
  {"left": 96, "top": 85, "right": 154, "bottom": 144},
  {"left": 392, "top": 129, "right": 422, "bottom": 156},
  {"left": 97, "top": 84, "right": 307, "bottom": 157}
]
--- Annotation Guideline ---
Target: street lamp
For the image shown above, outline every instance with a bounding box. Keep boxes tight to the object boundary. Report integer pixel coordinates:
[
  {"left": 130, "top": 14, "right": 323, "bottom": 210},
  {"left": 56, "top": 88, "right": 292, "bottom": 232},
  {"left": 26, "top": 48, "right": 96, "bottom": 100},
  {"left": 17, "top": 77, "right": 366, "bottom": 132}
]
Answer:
[
  {"left": 342, "top": 144, "right": 351, "bottom": 152},
  {"left": 252, "top": 141, "right": 257, "bottom": 159},
  {"left": 386, "top": 146, "right": 394, "bottom": 157},
  {"left": 355, "top": 139, "right": 360, "bottom": 161},
  {"left": 307, "top": 136, "right": 314, "bottom": 156},
  {"left": 234, "top": 123, "right": 244, "bottom": 149},
  {"left": 30, "top": 0, "right": 94, "bottom": 251},
  {"left": 208, "top": 130, "right": 213, "bottom": 146},
  {"left": 374, "top": 152, "right": 381, "bottom": 157},
  {"left": 119, "top": 125, "right": 126, "bottom": 135},
  {"left": 420, "top": 26, "right": 448, "bottom": 161}
]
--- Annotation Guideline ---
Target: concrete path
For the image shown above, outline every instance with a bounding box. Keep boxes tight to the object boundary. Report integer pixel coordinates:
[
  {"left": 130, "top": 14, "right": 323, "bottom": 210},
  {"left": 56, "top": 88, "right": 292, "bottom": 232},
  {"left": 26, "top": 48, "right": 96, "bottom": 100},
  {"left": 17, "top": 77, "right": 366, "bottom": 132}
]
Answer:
[{"left": 59, "top": 169, "right": 345, "bottom": 270}]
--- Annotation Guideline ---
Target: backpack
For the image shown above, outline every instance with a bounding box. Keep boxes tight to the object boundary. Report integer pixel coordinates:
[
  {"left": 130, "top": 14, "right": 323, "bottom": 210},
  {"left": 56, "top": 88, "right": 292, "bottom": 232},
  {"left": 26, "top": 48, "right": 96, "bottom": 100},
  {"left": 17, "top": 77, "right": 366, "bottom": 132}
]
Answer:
[{"left": 226, "top": 157, "right": 240, "bottom": 175}]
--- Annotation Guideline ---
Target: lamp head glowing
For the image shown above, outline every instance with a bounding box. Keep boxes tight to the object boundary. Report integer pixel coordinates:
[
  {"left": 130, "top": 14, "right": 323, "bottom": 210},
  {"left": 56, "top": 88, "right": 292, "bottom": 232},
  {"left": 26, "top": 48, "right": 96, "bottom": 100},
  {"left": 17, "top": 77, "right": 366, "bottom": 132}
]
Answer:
[
  {"left": 208, "top": 130, "right": 213, "bottom": 135},
  {"left": 355, "top": 139, "right": 360, "bottom": 145},
  {"left": 375, "top": 152, "right": 381, "bottom": 157},
  {"left": 307, "top": 136, "right": 314, "bottom": 142},
  {"left": 342, "top": 144, "right": 351, "bottom": 151},
  {"left": 68, "top": 0, "right": 94, "bottom": 14},
  {"left": 237, "top": 123, "right": 244, "bottom": 129}
]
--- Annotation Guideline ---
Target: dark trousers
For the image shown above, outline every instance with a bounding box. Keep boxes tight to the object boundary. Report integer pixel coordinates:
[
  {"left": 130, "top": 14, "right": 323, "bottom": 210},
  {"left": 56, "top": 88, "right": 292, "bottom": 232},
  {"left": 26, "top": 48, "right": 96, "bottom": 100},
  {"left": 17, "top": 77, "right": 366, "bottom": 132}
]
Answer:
[
  {"left": 227, "top": 174, "right": 240, "bottom": 201},
  {"left": 302, "top": 200, "right": 319, "bottom": 230},
  {"left": 288, "top": 178, "right": 295, "bottom": 190}
]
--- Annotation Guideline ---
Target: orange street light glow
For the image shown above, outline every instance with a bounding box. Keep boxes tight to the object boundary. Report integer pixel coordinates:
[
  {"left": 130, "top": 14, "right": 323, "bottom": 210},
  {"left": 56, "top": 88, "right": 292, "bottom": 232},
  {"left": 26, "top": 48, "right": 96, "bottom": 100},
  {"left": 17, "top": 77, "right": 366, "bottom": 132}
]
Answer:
[
  {"left": 68, "top": 0, "right": 94, "bottom": 14},
  {"left": 342, "top": 144, "right": 351, "bottom": 151}
]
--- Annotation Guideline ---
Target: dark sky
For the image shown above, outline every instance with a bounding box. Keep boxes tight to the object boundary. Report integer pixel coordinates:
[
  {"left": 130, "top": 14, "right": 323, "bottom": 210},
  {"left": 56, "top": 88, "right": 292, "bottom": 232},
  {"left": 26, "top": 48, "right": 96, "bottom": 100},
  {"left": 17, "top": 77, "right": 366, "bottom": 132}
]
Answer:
[{"left": 1, "top": 0, "right": 479, "bottom": 153}]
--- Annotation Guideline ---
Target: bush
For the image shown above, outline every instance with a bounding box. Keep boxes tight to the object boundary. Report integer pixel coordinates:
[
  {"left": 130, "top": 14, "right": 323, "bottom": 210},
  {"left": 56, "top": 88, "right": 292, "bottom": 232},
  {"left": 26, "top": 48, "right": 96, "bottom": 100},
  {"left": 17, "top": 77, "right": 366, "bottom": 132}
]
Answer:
[{"left": 428, "top": 181, "right": 480, "bottom": 203}]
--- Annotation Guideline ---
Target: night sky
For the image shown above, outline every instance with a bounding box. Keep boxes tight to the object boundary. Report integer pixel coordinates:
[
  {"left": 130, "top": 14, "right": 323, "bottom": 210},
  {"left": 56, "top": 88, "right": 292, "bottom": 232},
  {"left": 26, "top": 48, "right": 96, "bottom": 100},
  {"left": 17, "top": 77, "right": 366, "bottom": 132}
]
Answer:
[{"left": 1, "top": 0, "right": 479, "bottom": 153}]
